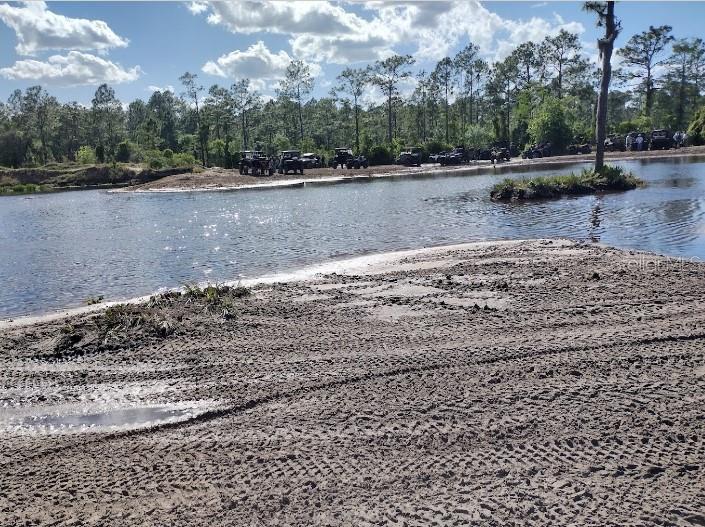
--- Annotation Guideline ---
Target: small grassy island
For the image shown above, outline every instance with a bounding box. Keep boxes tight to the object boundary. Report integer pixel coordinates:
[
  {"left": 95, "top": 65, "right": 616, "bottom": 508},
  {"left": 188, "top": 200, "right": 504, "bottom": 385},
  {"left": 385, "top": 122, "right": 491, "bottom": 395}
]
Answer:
[{"left": 490, "top": 166, "right": 645, "bottom": 201}]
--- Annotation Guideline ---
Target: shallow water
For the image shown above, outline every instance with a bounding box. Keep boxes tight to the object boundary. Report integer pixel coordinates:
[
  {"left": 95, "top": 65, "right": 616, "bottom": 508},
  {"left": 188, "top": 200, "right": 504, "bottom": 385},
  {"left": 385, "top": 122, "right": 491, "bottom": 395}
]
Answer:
[
  {"left": 6, "top": 406, "right": 197, "bottom": 433},
  {"left": 1, "top": 158, "right": 704, "bottom": 318}
]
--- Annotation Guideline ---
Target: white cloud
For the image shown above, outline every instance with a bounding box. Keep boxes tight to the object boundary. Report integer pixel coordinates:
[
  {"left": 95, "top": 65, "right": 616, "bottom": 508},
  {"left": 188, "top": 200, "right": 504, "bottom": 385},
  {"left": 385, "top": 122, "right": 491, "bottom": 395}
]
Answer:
[
  {"left": 191, "top": 1, "right": 585, "bottom": 66},
  {"left": 202, "top": 41, "right": 320, "bottom": 83},
  {"left": 187, "top": 1, "right": 209, "bottom": 15},
  {"left": 0, "top": 51, "right": 141, "bottom": 85},
  {"left": 0, "top": 1, "right": 128, "bottom": 55},
  {"left": 148, "top": 84, "right": 174, "bottom": 93}
]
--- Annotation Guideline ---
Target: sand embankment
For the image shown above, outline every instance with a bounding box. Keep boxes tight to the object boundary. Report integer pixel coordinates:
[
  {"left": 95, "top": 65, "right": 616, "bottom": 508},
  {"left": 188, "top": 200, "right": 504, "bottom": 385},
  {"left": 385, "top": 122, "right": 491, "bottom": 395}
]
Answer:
[
  {"left": 1, "top": 239, "right": 704, "bottom": 525},
  {"left": 123, "top": 146, "right": 705, "bottom": 193}
]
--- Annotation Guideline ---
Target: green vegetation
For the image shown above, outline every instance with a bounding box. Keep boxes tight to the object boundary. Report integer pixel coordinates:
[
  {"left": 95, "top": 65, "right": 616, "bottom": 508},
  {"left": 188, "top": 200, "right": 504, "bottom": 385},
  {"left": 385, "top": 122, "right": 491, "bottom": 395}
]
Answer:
[
  {"left": 0, "top": 182, "right": 44, "bottom": 194},
  {"left": 687, "top": 105, "right": 705, "bottom": 145},
  {"left": 490, "top": 166, "right": 644, "bottom": 201},
  {"left": 0, "top": 20, "right": 702, "bottom": 169}
]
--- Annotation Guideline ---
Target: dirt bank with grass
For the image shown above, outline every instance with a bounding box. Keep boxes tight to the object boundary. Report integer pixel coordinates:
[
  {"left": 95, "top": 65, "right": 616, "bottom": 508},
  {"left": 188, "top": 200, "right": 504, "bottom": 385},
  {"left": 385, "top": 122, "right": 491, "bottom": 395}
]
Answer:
[
  {"left": 0, "top": 164, "right": 193, "bottom": 193},
  {"left": 124, "top": 145, "right": 705, "bottom": 193},
  {"left": 1, "top": 239, "right": 704, "bottom": 525}
]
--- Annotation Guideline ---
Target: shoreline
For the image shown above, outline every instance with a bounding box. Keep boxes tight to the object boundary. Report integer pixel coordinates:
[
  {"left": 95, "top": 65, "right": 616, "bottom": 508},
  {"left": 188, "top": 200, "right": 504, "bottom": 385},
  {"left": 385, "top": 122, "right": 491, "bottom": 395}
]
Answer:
[
  {"left": 119, "top": 147, "right": 705, "bottom": 194},
  {"left": 1, "top": 236, "right": 694, "bottom": 331},
  {"left": 2, "top": 238, "right": 704, "bottom": 525},
  {"left": 0, "top": 238, "right": 542, "bottom": 330}
]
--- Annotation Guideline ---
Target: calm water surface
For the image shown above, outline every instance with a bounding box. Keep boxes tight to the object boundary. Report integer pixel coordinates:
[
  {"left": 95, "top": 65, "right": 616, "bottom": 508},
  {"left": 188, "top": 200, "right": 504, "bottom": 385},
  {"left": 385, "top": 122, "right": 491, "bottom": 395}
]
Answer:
[{"left": 2, "top": 158, "right": 704, "bottom": 318}]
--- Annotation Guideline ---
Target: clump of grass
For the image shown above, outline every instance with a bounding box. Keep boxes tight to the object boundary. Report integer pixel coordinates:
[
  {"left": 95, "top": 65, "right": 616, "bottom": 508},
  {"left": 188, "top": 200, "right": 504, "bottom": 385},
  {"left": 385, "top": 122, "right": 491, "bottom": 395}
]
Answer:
[
  {"left": 0, "top": 183, "right": 44, "bottom": 195},
  {"left": 99, "top": 304, "right": 177, "bottom": 341},
  {"left": 85, "top": 295, "right": 104, "bottom": 305},
  {"left": 183, "top": 282, "right": 251, "bottom": 319},
  {"left": 490, "top": 166, "right": 644, "bottom": 201}
]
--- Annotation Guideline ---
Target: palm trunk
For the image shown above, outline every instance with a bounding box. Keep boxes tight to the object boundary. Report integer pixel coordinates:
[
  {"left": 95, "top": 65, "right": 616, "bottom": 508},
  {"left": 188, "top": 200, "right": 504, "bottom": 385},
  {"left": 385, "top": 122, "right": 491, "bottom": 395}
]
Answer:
[
  {"left": 387, "top": 87, "right": 393, "bottom": 143},
  {"left": 595, "top": 1, "right": 618, "bottom": 173}
]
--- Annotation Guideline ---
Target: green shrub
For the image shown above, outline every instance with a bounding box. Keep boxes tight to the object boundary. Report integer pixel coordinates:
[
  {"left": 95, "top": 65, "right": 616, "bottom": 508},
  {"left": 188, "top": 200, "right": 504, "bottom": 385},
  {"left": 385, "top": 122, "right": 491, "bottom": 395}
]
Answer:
[
  {"left": 490, "top": 166, "right": 644, "bottom": 201},
  {"left": 687, "top": 106, "right": 705, "bottom": 146},
  {"left": 171, "top": 152, "right": 196, "bottom": 168},
  {"left": 95, "top": 144, "right": 105, "bottom": 163},
  {"left": 76, "top": 145, "right": 96, "bottom": 165},
  {"left": 163, "top": 148, "right": 174, "bottom": 159},
  {"left": 366, "top": 144, "right": 394, "bottom": 165},
  {"left": 528, "top": 97, "right": 572, "bottom": 154},
  {"left": 115, "top": 141, "right": 133, "bottom": 163}
]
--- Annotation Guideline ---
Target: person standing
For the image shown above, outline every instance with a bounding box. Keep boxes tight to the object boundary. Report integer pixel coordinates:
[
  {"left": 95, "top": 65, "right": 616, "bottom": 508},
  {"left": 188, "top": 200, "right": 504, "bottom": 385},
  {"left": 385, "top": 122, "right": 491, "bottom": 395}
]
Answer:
[{"left": 636, "top": 134, "right": 644, "bottom": 151}]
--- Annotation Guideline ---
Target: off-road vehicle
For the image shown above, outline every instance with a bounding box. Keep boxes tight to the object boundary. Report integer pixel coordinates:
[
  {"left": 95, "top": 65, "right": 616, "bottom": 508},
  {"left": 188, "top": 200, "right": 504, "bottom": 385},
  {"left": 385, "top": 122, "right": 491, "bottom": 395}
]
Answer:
[
  {"left": 331, "top": 148, "right": 369, "bottom": 169},
  {"left": 604, "top": 134, "right": 626, "bottom": 152},
  {"left": 491, "top": 145, "right": 511, "bottom": 163},
  {"left": 239, "top": 151, "right": 274, "bottom": 176},
  {"left": 567, "top": 141, "right": 592, "bottom": 155},
  {"left": 626, "top": 132, "right": 649, "bottom": 151},
  {"left": 649, "top": 129, "right": 673, "bottom": 150},
  {"left": 278, "top": 150, "right": 304, "bottom": 175},
  {"left": 396, "top": 147, "right": 423, "bottom": 167},
  {"left": 521, "top": 142, "right": 552, "bottom": 159},
  {"left": 300, "top": 153, "right": 322, "bottom": 169},
  {"left": 439, "top": 146, "right": 472, "bottom": 166}
]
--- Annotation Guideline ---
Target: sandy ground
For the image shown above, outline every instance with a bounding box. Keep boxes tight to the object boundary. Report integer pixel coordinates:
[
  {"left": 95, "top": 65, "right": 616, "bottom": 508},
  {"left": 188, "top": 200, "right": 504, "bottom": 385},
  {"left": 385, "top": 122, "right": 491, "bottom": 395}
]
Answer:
[
  {"left": 1, "top": 239, "right": 705, "bottom": 526},
  {"left": 125, "top": 146, "right": 705, "bottom": 193}
]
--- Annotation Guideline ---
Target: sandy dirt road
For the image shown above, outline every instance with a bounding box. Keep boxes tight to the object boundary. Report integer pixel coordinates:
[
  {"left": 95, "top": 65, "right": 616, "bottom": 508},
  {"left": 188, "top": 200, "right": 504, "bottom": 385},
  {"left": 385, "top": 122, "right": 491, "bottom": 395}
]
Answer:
[
  {"left": 1, "top": 239, "right": 704, "bottom": 526},
  {"left": 125, "top": 146, "right": 705, "bottom": 193}
]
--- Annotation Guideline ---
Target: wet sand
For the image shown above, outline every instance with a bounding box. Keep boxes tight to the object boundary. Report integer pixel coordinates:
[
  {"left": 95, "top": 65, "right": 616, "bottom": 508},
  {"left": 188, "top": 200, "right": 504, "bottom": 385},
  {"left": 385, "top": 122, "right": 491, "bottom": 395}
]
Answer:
[
  {"left": 1, "top": 239, "right": 704, "bottom": 525},
  {"left": 125, "top": 146, "right": 705, "bottom": 193}
]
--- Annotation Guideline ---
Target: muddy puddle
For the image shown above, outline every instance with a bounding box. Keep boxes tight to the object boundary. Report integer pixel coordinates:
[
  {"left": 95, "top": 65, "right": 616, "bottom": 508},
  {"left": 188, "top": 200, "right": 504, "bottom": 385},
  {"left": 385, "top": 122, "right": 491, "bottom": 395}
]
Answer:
[{"left": 2, "top": 404, "right": 203, "bottom": 434}]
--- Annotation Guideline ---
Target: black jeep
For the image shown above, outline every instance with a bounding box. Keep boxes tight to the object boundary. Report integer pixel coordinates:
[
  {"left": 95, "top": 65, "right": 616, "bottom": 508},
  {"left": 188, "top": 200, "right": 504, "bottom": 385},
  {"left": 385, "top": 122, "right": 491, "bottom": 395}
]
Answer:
[
  {"left": 278, "top": 150, "right": 304, "bottom": 175},
  {"left": 491, "top": 145, "right": 511, "bottom": 163},
  {"left": 331, "top": 147, "right": 369, "bottom": 169},
  {"left": 300, "top": 152, "right": 322, "bottom": 169},
  {"left": 649, "top": 129, "right": 673, "bottom": 150},
  {"left": 396, "top": 147, "right": 423, "bottom": 167},
  {"left": 521, "top": 142, "right": 552, "bottom": 159},
  {"left": 439, "top": 146, "right": 472, "bottom": 166},
  {"left": 604, "top": 134, "right": 626, "bottom": 152},
  {"left": 567, "top": 142, "right": 592, "bottom": 155},
  {"left": 239, "top": 151, "right": 274, "bottom": 176}
]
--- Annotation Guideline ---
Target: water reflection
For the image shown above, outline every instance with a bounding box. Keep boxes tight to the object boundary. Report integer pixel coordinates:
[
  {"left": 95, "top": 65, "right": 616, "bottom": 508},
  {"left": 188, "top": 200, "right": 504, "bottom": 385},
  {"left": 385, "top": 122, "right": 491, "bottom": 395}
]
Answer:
[{"left": 1, "top": 158, "right": 705, "bottom": 318}]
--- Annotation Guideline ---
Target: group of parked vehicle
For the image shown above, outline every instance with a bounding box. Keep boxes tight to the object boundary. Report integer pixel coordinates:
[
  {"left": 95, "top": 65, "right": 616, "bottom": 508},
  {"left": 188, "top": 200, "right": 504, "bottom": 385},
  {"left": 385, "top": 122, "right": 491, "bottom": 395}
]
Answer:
[
  {"left": 396, "top": 144, "right": 513, "bottom": 167},
  {"left": 238, "top": 147, "right": 370, "bottom": 176},
  {"left": 520, "top": 129, "right": 688, "bottom": 162},
  {"left": 604, "top": 129, "right": 688, "bottom": 152}
]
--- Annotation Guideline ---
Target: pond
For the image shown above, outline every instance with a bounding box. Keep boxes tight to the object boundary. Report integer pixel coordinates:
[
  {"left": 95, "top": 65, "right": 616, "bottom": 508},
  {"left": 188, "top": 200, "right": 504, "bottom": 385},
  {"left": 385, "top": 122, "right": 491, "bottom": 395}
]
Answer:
[{"left": 1, "top": 158, "right": 704, "bottom": 319}]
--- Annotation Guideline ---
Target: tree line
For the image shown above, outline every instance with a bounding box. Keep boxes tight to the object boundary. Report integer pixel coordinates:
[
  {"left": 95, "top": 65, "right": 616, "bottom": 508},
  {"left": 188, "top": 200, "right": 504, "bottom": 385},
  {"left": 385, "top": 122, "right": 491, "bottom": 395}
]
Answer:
[{"left": 1, "top": 22, "right": 704, "bottom": 169}]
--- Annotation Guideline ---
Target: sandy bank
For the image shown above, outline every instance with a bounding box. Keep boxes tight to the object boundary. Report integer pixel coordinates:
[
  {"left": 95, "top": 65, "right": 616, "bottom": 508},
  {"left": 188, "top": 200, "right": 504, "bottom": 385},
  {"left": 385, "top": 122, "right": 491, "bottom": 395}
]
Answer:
[
  {"left": 1, "top": 238, "right": 704, "bottom": 525},
  {"left": 120, "top": 146, "right": 705, "bottom": 194}
]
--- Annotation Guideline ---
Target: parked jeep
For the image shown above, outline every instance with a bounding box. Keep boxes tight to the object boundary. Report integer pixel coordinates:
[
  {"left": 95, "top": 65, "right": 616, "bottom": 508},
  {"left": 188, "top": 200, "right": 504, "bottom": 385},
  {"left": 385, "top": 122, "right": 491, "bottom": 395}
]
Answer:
[
  {"left": 650, "top": 129, "right": 674, "bottom": 150},
  {"left": 439, "top": 146, "right": 472, "bottom": 166},
  {"left": 521, "top": 142, "right": 552, "bottom": 159},
  {"left": 278, "top": 150, "right": 304, "bottom": 175},
  {"left": 239, "top": 150, "right": 274, "bottom": 176},
  {"left": 491, "top": 145, "right": 511, "bottom": 163},
  {"left": 567, "top": 142, "right": 592, "bottom": 155},
  {"left": 429, "top": 151, "right": 447, "bottom": 163},
  {"left": 604, "top": 134, "right": 626, "bottom": 152},
  {"left": 330, "top": 147, "right": 369, "bottom": 169},
  {"left": 300, "top": 152, "right": 322, "bottom": 169},
  {"left": 396, "top": 146, "right": 423, "bottom": 167}
]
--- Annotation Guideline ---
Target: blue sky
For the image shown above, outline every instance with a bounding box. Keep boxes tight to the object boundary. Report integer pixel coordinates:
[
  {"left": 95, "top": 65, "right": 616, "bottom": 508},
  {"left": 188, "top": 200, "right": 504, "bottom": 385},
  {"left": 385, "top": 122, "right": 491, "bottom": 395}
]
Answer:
[{"left": 1, "top": 1, "right": 704, "bottom": 106}]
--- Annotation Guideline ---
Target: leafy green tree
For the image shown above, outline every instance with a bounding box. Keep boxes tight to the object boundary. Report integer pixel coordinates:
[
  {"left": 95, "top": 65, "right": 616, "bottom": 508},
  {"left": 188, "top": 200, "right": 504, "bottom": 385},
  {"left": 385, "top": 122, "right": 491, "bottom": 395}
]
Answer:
[
  {"left": 431, "top": 57, "right": 455, "bottom": 144},
  {"left": 77, "top": 145, "right": 97, "bottom": 164},
  {"left": 277, "top": 60, "right": 314, "bottom": 145},
  {"left": 542, "top": 30, "right": 584, "bottom": 99},
  {"left": 617, "top": 25, "right": 674, "bottom": 116},
  {"left": 687, "top": 105, "right": 705, "bottom": 145},
  {"left": 179, "top": 72, "right": 207, "bottom": 166},
  {"left": 528, "top": 97, "right": 572, "bottom": 152},
  {"left": 333, "top": 68, "right": 367, "bottom": 153},
  {"left": 91, "top": 84, "right": 123, "bottom": 160},
  {"left": 369, "top": 54, "right": 415, "bottom": 143}
]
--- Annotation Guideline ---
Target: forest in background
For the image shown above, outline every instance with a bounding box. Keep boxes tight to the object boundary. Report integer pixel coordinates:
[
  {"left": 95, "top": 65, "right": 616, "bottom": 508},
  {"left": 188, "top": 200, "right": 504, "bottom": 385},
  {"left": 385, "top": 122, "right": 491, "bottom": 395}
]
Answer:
[{"left": 2, "top": 23, "right": 705, "bottom": 170}]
